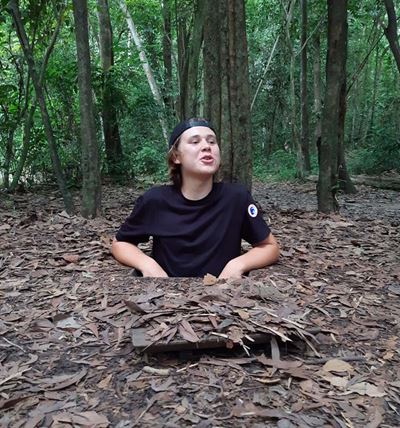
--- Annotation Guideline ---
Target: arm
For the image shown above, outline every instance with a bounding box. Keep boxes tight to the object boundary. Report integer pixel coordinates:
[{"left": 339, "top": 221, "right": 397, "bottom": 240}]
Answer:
[
  {"left": 111, "top": 239, "right": 168, "bottom": 277},
  {"left": 218, "top": 232, "right": 279, "bottom": 279}
]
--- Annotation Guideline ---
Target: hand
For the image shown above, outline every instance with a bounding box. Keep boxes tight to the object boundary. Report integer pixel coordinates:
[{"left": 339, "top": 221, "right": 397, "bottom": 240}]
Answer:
[
  {"left": 141, "top": 260, "right": 168, "bottom": 277},
  {"left": 218, "top": 258, "right": 245, "bottom": 279}
]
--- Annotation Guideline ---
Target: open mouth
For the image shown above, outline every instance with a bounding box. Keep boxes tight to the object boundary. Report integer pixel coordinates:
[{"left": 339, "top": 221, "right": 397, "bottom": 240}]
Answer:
[{"left": 200, "top": 155, "right": 214, "bottom": 162}]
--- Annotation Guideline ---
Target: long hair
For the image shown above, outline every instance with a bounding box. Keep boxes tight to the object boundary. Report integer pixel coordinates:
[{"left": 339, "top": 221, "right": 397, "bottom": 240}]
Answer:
[{"left": 167, "top": 139, "right": 182, "bottom": 188}]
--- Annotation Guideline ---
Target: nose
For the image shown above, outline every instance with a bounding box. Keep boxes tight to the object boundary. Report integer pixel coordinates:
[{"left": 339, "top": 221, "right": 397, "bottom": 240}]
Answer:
[{"left": 201, "top": 138, "right": 212, "bottom": 150}]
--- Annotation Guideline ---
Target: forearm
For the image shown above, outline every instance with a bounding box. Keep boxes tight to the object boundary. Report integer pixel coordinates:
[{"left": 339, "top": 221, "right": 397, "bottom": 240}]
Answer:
[
  {"left": 219, "top": 233, "right": 279, "bottom": 279},
  {"left": 111, "top": 240, "right": 167, "bottom": 277},
  {"left": 232, "top": 243, "right": 279, "bottom": 273}
]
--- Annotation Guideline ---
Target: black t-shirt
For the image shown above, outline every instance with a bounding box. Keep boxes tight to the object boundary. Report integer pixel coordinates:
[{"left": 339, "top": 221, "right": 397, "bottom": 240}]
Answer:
[{"left": 115, "top": 182, "right": 271, "bottom": 277}]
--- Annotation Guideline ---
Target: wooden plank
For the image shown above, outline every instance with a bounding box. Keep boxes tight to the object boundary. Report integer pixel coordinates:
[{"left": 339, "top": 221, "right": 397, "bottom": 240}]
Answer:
[{"left": 132, "top": 327, "right": 273, "bottom": 353}]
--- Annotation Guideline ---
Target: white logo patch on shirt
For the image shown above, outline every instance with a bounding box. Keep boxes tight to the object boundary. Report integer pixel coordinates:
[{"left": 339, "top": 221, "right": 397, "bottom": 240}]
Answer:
[{"left": 248, "top": 204, "right": 258, "bottom": 218}]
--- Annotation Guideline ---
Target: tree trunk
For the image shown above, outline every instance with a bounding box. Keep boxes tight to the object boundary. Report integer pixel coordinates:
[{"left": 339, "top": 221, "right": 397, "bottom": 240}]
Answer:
[
  {"left": 96, "top": 0, "right": 123, "bottom": 179},
  {"left": 161, "top": 0, "right": 173, "bottom": 114},
  {"left": 251, "top": 34, "right": 280, "bottom": 111},
  {"left": 360, "top": 45, "right": 381, "bottom": 147},
  {"left": 7, "top": 0, "right": 74, "bottom": 213},
  {"left": 72, "top": 0, "right": 101, "bottom": 218},
  {"left": 204, "top": 0, "right": 252, "bottom": 189},
  {"left": 179, "top": 0, "right": 206, "bottom": 118},
  {"left": 283, "top": 0, "right": 305, "bottom": 178},
  {"left": 118, "top": 0, "right": 169, "bottom": 145},
  {"left": 265, "top": 102, "right": 278, "bottom": 158},
  {"left": 300, "top": 0, "right": 311, "bottom": 173},
  {"left": 337, "top": 42, "right": 356, "bottom": 194},
  {"left": 312, "top": 31, "right": 322, "bottom": 156},
  {"left": 383, "top": 0, "right": 400, "bottom": 74},
  {"left": 3, "top": 127, "right": 14, "bottom": 189},
  {"left": 317, "top": 0, "right": 348, "bottom": 213},
  {"left": 9, "top": 104, "right": 36, "bottom": 192},
  {"left": 8, "top": 7, "right": 64, "bottom": 192}
]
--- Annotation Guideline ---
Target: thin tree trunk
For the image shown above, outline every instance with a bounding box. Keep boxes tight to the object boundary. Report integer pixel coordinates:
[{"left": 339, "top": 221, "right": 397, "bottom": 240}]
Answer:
[
  {"left": 317, "top": 0, "right": 348, "bottom": 212},
  {"left": 118, "top": 0, "right": 169, "bottom": 145},
  {"left": 360, "top": 45, "right": 381, "bottom": 146},
  {"left": 177, "top": 17, "right": 188, "bottom": 118},
  {"left": 96, "top": 0, "right": 123, "bottom": 178},
  {"left": 383, "top": 0, "right": 400, "bottom": 74},
  {"left": 7, "top": 0, "right": 74, "bottom": 213},
  {"left": 356, "top": 36, "right": 371, "bottom": 141},
  {"left": 9, "top": 104, "right": 36, "bottom": 191},
  {"left": 283, "top": 0, "right": 305, "bottom": 178},
  {"left": 251, "top": 34, "right": 280, "bottom": 111},
  {"left": 8, "top": 7, "right": 64, "bottom": 191},
  {"left": 337, "top": 77, "right": 356, "bottom": 193},
  {"left": 349, "top": 78, "right": 358, "bottom": 145},
  {"left": 312, "top": 31, "right": 322, "bottom": 156},
  {"left": 72, "top": 0, "right": 102, "bottom": 218},
  {"left": 161, "top": 0, "right": 173, "bottom": 113},
  {"left": 265, "top": 103, "right": 278, "bottom": 158},
  {"left": 300, "top": 0, "right": 311, "bottom": 173},
  {"left": 3, "top": 127, "right": 14, "bottom": 189}
]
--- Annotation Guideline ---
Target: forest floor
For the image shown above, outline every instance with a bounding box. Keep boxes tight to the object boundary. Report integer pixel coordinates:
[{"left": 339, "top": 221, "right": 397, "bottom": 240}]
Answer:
[{"left": 0, "top": 181, "right": 399, "bottom": 427}]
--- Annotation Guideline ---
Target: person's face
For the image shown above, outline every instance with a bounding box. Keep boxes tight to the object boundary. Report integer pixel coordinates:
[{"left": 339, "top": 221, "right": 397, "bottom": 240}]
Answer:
[{"left": 173, "top": 126, "right": 221, "bottom": 178}]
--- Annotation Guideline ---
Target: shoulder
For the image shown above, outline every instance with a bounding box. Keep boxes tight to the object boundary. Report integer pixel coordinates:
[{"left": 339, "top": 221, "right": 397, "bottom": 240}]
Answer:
[
  {"left": 141, "top": 185, "right": 174, "bottom": 201},
  {"left": 131, "top": 185, "right": 174, "bottom": 211},
  {"left": 218, "top": 182, "right": 249, "bottom": 199}
]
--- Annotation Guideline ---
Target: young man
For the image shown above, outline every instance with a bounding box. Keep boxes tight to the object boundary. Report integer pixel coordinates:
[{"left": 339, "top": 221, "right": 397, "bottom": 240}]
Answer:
[{"left": 112, "top": 118, "right": 279, "bottom": 278}]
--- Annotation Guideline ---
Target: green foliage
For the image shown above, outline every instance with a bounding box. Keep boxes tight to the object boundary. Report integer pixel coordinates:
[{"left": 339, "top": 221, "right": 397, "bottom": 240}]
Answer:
[
  {"left": 253, "top": 146, "right": 319, "bottom": 182},
  {"left": 1, "top": 0, "right": 400, "bottom": 191},
  {"left": 253, "top": 148, "right": 293, "bottom": 182},
  {"left": 128, "top": 140, "right": 167, "bottom": 182},
  {"left": 348, "top": 137, "right": 400, "bottom": 175}
]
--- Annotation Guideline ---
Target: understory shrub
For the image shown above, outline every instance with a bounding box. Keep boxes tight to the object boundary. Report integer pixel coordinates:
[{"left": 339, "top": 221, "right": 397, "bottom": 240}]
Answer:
[{"left": 347, "top": 137, "right": 400, "bottom": 175}]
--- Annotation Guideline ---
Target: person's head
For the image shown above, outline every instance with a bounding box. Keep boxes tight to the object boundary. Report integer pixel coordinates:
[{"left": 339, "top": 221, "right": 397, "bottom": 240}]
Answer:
[{"left": 167, "top": 118, "right": 220, "bottom": 187}]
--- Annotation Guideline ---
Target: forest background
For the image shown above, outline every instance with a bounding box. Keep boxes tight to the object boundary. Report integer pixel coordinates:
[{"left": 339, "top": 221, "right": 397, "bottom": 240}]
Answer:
[{"left": 0, "top": 0, "right": 399, "bottom": 217}]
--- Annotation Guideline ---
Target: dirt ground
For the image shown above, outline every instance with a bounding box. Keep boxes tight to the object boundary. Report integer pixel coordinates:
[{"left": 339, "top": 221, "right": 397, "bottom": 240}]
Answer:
[{"left": 0, "top": 181, "right": 399, "bottom": 427}]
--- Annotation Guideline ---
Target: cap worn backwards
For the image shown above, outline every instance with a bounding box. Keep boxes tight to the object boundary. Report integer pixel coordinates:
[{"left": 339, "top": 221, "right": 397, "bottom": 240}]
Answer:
[{"left": 168, "top": 118, "right": 215, "bottom": 149}]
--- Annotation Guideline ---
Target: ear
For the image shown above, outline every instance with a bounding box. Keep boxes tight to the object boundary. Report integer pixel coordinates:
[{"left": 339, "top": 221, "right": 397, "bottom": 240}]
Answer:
[{"left": 173, "top": 153, "right": 181, "bottom": 165}]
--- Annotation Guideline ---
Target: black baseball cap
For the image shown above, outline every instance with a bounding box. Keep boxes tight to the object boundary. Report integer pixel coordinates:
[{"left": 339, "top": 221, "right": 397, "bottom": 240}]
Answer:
[{"left": 168, "top": 118, "right": 215, "bottom": 149}]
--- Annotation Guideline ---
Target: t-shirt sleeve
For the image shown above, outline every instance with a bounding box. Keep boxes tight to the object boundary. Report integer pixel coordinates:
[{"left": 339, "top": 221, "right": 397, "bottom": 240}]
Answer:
[
  {"left": 241, "top": 192, "right": 271, "bottom": 245},
  {"left": 115, "top": 195, "right": 150, "bottom": 245}
]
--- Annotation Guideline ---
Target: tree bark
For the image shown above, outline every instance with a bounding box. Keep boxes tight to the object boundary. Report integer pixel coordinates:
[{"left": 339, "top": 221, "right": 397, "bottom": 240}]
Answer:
[
  {"left": 282, "top": 0, "right": 305, "bottom": 178},
  {"left": 265, "top": 103, "right": 278, "bottom": 158},
  {"left": 337, "top": 45, "right": 356, "bottom": 194},
  {"left": 118, "top": 0, "right": 169, "bottom": 145},
  {"left": 3, "top": 127, "right": 14, "bottom": 189},
  {"left": 9, "top": 104, "right": 36, "bottom": 192},
  {"left": 178, "top": 0, "right": 206, "bottom": 119},
  {"left": 204, "top": 0, "right": 252, "bottom": 189},
  {"left": 312, "top": 31, "right": 322, "bottom": 156},
  {"left": 251, "top": 35, "right": 280, "bottom": 111},
  {"left": 72, "top": 0, "right": 102, "bottom": 218},
  {"left": 300, "top": 0, "right": 311, "bottom": 173},
  {"left": 383, "top": 0, "right": 400, "bottom": 74},
  {"left": 360, "top": 45, "right": 382, "bottom": 147},
  {"left": 7, "top": 0, "right": 74, "bottom": 213},
  {"left": 8, "top": 6, "right": 64, "bottom": 191},
  {"left": 96, "top": 0, "right": 123, "bottom": 179},
  {"left": 161, "top": 0, "right": 173, "bottom": 113},
  {"left": 317, "top": 0, "right": 348, "bottom": 213}
]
